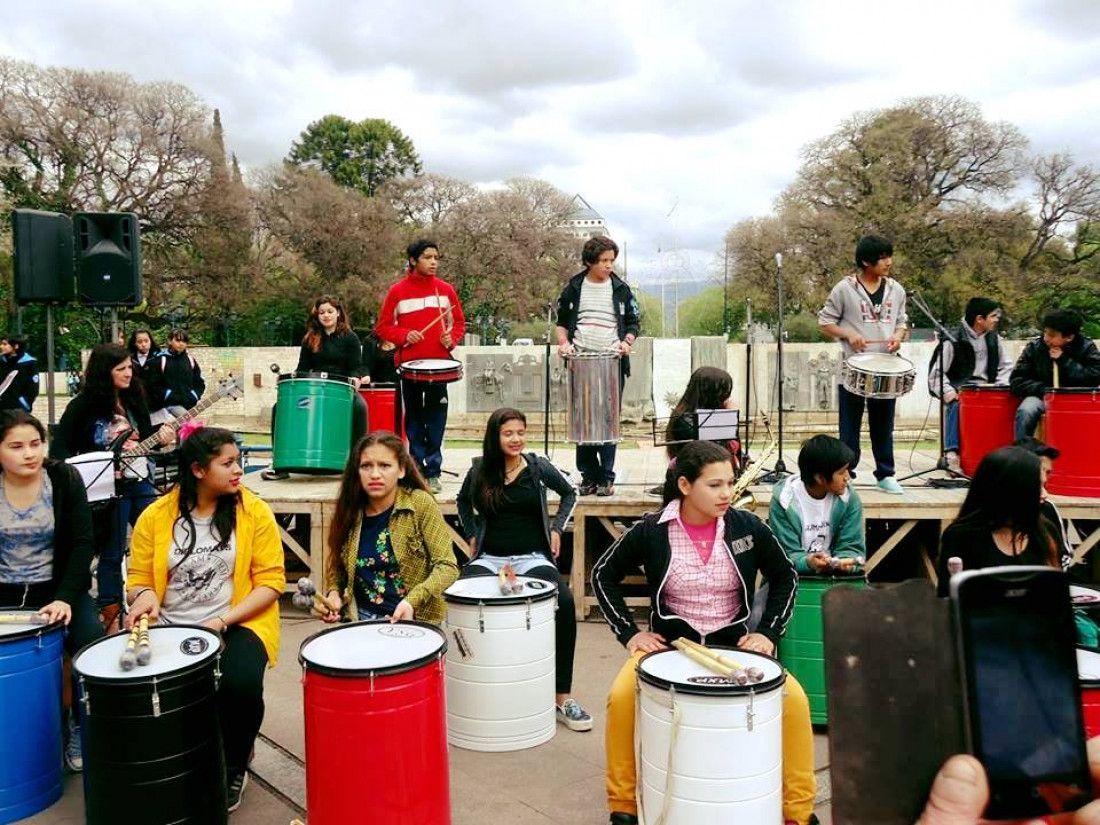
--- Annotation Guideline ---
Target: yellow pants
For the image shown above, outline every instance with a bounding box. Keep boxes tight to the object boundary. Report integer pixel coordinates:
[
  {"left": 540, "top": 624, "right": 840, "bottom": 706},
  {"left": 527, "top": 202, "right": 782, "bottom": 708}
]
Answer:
[{"left": 606, "top": 651, "right": 817, "bottom": 825}]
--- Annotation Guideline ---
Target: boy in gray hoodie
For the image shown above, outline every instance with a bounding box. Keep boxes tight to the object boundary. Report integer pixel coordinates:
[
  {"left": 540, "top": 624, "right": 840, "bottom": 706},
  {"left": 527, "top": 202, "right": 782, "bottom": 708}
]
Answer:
[{"left": 818, "top": 235, "right": 908, "bottom": 494}]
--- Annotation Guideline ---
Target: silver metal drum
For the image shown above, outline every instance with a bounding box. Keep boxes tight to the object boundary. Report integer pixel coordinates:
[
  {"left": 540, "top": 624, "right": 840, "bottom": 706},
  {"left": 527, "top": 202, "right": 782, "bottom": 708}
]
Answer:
[
  {"left": 566, "top": 353, "right": 621, "bottom": 444},
  {"left": 841, "top": 353, "right": 916, "bottom": 399}
]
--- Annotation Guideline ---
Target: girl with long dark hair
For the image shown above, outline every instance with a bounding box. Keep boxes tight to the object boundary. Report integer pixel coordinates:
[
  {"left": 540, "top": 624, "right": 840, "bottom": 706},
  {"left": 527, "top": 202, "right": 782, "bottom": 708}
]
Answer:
[
  {"left": 0, "top": 410, "right": 101, "bottom": 771},
  {"left": 665, "top": 366, "right": 741, "bottom": 466},
  {"left": 51, "top": 343, "right": 171, "bottom": 628},
  {"left": 127, "top": 426, "right": 284, "bottom": 813},
  {"left": 936, "top": 446, "right": 1061, "bottom": 596},
  {"left": 456, "top": 407, "right": 590, "bottom": 731},
  {"left": 594, "top": 440, "right": 816, "bottom": 825},
  {"left": 264, "top": 296, "right": 366, "bottom": 480},
  {"left": 322, "top": 432, "right": 458, "bottom": 623}
]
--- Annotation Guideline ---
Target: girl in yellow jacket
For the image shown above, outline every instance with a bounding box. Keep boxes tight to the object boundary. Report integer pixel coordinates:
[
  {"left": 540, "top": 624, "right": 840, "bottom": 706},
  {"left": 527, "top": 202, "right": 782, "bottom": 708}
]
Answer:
[{"left": 126, "top": 426, "right": 285, "bottom": 814}]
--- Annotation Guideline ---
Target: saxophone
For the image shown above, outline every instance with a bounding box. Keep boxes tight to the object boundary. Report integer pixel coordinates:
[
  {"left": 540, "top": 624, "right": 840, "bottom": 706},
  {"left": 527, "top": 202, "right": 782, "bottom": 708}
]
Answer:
[{"left": 730, "top": 437, "right": 778, "bottom": 511}]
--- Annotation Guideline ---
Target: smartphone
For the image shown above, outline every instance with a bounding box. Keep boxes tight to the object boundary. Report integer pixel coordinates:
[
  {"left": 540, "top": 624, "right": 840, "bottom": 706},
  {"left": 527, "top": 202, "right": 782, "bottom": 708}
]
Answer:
[{"left": 952, "top": 566, "right": 1093, "bottom": 819}]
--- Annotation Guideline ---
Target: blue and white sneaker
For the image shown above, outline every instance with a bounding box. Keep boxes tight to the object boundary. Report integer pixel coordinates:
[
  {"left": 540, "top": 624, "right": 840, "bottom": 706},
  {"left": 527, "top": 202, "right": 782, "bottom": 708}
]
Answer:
[
  {"left": 556, "top": 698, "right": 593, "bottom": 731},
  {"left": 877, "top": 477, "right": 904, "bottom": 495}
]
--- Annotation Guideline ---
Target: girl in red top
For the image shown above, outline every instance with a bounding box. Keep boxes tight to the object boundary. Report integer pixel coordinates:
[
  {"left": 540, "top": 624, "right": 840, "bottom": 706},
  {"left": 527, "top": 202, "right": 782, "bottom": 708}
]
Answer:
[{"left": 376, "top": 239, "right": 466, "bottom": 494}]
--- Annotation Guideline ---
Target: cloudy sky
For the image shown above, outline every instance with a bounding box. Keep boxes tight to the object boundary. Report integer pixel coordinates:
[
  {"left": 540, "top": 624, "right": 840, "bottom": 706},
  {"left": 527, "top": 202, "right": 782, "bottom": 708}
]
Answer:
[{"left": 3, "top": 0, "right": 1100, "bottom": 284}]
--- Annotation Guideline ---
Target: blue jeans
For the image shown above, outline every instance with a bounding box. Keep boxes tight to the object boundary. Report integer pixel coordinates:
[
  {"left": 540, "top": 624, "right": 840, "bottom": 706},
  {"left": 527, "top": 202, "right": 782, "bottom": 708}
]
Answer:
[
  {"left": 402, "top": 383, "right": 448, "bottom": 479},
  {"left": 97, "top": 477, "right": 157, "bottom": 609},
  {"left": 1015, "top": 396, "right": 1045, "bottom": 440},
  {"left": 838, "top": 384, "right": 896, "bottom": 480},
  {"left": 945, "top": 399, "right": 961, "bottom": 452}
]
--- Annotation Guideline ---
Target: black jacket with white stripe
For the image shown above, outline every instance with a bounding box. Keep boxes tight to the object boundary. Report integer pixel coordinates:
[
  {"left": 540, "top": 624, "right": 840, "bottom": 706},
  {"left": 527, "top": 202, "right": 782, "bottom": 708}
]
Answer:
[{"left": 592, "top": 506, "right": 798, "bottom": 649}]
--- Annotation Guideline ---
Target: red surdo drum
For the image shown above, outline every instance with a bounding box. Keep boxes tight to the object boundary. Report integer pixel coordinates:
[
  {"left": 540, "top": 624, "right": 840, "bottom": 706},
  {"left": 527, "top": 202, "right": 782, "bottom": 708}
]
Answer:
[
  {"left": 1078, "top": 647, "right": 1100, "bottom": 740},
  {"left": 959, "top": 384, "right": 1016, "bottom": 477},
  {"left": 1044, "top": 389, "right": 1100, "bottom": 497},
  {"left": 399, "top": 358, "right": 464, "bottom": 384},
  {"left": 359, "top": 384, "right": 405, "bottom": 440},
  {"left": 300, "top": 621, "right": 450, "bottom": 825}
]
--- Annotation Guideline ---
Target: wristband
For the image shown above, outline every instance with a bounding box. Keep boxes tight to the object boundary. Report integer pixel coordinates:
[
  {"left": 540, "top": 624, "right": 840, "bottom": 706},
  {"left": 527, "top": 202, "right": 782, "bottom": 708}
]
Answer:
[
  {"left": 219, "top": 616, "right": 229, "bottom": 632},
  {"left": 130, "top": 587, "right": 153, "bottom": 605}
]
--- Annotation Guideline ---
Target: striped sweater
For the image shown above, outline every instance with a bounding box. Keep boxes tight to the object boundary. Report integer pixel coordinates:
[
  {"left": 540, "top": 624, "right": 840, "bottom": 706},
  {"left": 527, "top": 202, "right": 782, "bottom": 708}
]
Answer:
[{"left": 376, "top": 273, "right": 467, "bottom": 365}]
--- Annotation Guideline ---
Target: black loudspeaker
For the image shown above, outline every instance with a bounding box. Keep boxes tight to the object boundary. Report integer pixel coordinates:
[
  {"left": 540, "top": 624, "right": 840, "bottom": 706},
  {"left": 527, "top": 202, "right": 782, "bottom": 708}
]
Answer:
[
  {"left": 74, "top": 212, "right": 142, "bottom": 306},
  {"left": 11, "top": 209, "right": 75, "bottom": 304}
]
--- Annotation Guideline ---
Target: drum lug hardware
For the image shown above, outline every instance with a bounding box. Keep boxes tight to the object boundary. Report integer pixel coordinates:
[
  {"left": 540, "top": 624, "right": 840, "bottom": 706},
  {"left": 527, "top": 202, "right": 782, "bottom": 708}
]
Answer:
[
  {"left": 78, "top": 676, "right": 90, "bottom": 715},
  {"left": 525, "top": 599, "right": 532, "bottom": 630},
  {"left": 215, "top": 655, "right": 222, "bottom": 688},
  {"left": 747, "top": 688, "right": 755, "bottom": 732},
  {"left": 478, "top": 601, "right": 485, "bottom": 634},
  {"left": 151, "top": 677, "right": 162, "bottom": 718},
  {"left": 37, "top": 632, "right": 43, "bottom": 651},
  {"left": 370, "top": 671, "right": 375, "bottom": 696}
]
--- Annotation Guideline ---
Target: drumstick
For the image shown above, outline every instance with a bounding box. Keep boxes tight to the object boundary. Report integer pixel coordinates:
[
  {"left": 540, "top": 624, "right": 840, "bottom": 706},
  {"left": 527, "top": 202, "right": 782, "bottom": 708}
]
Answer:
[
  {"left": 119, "top": 625, "right": 140, "bottom": 671},
  {"left": 678, "top": 638, "right": 766, "bottom": 683},
  {"left": 414, "top": 305, "right": 453, "bottom": 339},
  {"left": 1054, "top": 360, "right": 1061, "bottom": 390},
  {"left": 136, "top": 615, "right": 152, "bottom": 666},
  {"left": 671, "top": 639, "right": 744, "bottom": 682}
]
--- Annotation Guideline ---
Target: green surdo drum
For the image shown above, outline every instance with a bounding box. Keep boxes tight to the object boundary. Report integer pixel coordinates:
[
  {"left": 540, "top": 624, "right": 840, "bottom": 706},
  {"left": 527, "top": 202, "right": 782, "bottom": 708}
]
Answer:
[
  {"left": 273, "top": 372, "right": 355, "bottom": 474},
  {"left": 779, "top": 574, "right": 866, "bottom": 725}
]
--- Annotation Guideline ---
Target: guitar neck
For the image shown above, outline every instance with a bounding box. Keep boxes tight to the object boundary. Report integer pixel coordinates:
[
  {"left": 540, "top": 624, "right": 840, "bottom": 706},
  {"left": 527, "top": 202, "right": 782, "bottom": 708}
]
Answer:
[{"left": 135, "top": 391, "right": 226, "bottom": 453}]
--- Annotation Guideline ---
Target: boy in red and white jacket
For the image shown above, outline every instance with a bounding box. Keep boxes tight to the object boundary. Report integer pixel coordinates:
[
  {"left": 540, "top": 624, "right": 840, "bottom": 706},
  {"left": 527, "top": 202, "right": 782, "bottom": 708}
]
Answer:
[{"left": 376, "top": 239, "right": 466, "bottom": 492}]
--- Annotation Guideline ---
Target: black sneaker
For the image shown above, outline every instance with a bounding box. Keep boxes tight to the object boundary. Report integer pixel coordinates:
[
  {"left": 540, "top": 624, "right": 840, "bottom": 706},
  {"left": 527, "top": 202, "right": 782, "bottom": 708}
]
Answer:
[
  {"left": 227, "top": 770, "right": 249, "bottom": 813},
  {"left": 261, "top": 468, "right": 289, "bottom": 481},
  {"left": 578, "top": 481, "right": 598, "bottom": 496},
  {"left": 596, "top": 482, "right": 615, "bottom": 497},
  {"left": 610, "top": 814, "right": 639, "bottom": 825}
]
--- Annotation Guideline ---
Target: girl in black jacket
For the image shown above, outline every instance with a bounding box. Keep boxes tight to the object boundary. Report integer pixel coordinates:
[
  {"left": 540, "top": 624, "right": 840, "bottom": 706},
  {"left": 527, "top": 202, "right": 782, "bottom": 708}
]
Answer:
[
  {"left": 456, "top": 408, "right": 589, "bottom": 730},
  {"left": 51, "top": 344, "right": 171, "bottom": 627},
  {"left": 593, "top": 440, "right": 816, "bottom": 825},
  {"left": 0, "top": 410, "right": 101, "bottom": 771}
]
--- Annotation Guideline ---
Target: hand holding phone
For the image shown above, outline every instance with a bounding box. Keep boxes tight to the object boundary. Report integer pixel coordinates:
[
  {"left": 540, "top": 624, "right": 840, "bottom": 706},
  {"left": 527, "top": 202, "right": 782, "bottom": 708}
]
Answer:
[{"left": 952, "top": 566, "right": 1093, "bottom": 819}]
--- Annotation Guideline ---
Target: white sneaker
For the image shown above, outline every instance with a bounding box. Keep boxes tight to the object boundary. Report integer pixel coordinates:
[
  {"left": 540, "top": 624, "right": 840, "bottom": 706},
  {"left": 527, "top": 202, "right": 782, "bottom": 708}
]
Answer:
[{"left": 945, "top": 451, "right": 961, "bottom": 473}]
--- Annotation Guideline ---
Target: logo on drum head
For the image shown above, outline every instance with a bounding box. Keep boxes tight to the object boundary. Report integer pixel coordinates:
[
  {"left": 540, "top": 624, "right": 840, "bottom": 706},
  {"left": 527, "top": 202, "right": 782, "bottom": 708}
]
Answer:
[
  {"left": 525, "top": 581, "right": 549, "bottom": 591},
  {"left": 180, "top": 636, "right": 210, "bottom": 656},
  {"left": 378, "top": 625, "right": 424, "bottom": 639},
  {"left": 687, "top": 675, "right": 736, "bottom": 686},
  {"left": 296, "top": 398, "right": 312, "bottom": 409}
]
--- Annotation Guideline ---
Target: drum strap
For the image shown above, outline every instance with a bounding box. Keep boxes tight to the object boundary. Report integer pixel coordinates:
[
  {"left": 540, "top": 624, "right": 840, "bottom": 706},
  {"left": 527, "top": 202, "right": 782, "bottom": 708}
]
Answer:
[{"left": 636, "top": 683, "right": 683, "bottom": 825}]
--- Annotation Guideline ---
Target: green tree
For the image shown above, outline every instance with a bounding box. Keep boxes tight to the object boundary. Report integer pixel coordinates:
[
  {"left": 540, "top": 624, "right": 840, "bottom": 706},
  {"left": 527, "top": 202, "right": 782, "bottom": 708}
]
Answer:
[{"left": 287, "top": 115, "right": 422, "bottom": 198}]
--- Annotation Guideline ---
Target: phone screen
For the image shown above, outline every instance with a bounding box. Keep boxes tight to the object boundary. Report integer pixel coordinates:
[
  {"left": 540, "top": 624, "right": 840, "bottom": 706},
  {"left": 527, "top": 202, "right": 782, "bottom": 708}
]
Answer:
[{"left": 956, "top": 568, "right": 1092, "bottom": 818}]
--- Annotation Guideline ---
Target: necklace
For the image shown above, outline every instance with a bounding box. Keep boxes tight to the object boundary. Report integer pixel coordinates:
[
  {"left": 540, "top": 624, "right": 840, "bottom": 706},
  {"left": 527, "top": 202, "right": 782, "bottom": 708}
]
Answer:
[{"left": 504, "top": 460, "right": 524, "bottom": 480}]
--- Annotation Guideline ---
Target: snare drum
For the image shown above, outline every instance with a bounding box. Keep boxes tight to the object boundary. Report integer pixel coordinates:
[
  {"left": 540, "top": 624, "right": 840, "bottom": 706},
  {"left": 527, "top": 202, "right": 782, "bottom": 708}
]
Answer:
[
  {"left": 399, "top": 358, "right": 464, "bottom": 384},
  {"left": 1079, "top": 647, "right": 1100, "bottom": 739},
  {"left": 65, "top": 450, "right": 115, "bottom": 503},
  {"left": 841, "top": 352, "right": 916, "bottom": 399},
  {"left": 443, "top": 575, "right": 557, "bottom": 751},
  {"left": 273, "top": 372, "right": 355, "bottom": 474},
  {"left": 566, "top": 352, "right": 621, "bottom": 444},
  {"left": 300, "top": 621, "right": 449, "bottom": 825},
  {"left": 637, "top": 648, "right": 785, "bottom": 825},
  {"left": 73, "top": 626, "right": 227, "bottom": 825},
  {"left": 0, "top": 613, "right": 64, "bottom": 824},
  {"left": 642, "top": 651, "right": 787, "bottom": 825}
]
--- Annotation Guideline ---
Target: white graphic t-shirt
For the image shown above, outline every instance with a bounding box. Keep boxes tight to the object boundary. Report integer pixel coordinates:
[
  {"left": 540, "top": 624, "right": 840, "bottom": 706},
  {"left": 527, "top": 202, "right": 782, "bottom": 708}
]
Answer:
[
  {"left": 160, "top": 514, "right": 237, "bottom": 626},
  {"left": 791, "top": 479, "right": 834, "bottom": 556}
]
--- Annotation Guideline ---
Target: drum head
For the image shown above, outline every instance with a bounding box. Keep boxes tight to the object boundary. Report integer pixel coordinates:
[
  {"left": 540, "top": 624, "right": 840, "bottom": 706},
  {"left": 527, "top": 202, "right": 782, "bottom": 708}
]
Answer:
[
  {"left": 73, "top": 625, "right": 222, "bottom": 680},
  {"left": 299, "top": 620, "right": 446, "bottom": 677},
  {"left": 848, "top": 353, "right": 913, "bottom": 374},
  {"left": 1079, "top": 647, "right": 1100, "bottom": 687},
  {"left": 959, "top": 383, "right": 1011, "bottom": 393},
  {"left": 279, "top": 372, "right": 353, "bottom": 385},
  {"left": 1072, "top": 585, "right": 1100, "bottom": 606},
  {"left": 0, "top": 611, "right": 62, "bottom": 642},
  {"left": 637, "top": 647, "right": 785, "bottom": 696},
  {"left": 401, "top": 359, "right": 461, "bottom": 371},
  {"left": 444, "top": 574, "right": 557, "bottom": 606}
]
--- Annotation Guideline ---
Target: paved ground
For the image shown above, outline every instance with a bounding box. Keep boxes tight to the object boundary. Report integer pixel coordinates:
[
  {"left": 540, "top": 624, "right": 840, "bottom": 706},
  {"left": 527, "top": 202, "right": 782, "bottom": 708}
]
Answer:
[{"left": 23, "top": 615, "right": 834, "bottom": 824}]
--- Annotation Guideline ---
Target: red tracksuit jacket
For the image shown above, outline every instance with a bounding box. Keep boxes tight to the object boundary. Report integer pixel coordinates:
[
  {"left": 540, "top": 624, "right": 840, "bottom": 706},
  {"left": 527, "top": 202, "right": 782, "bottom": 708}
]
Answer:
[{"left": 375, "top": 273, "right": 467, "bottom": 365}]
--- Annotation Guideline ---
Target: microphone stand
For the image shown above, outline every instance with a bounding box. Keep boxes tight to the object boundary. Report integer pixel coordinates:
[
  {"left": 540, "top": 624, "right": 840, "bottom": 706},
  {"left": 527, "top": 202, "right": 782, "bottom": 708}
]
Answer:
[
  {"left": 544, "top": 303, "right": 554, "bottom": 455},
  {"left": 898, "top": 291, "right": 968, "bottom": 485},
  {"left": 760, "top": 253, "right": 790, "bottom": 482}
]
